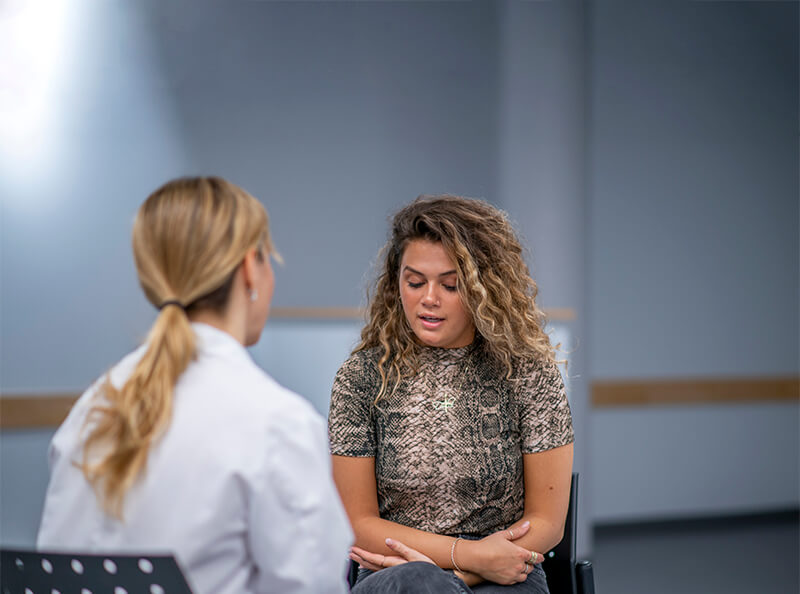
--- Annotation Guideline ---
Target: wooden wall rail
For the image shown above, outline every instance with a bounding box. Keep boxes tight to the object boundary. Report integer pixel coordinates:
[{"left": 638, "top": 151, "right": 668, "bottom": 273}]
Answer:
[
  {"left": 270, "top": 306, "right": 363, "bottom": 319},
  {"left": 3, "top": 377, "right": 797, "bottom": 430},
  {"left": 270, "top": 306, "right": 577, "bottom": 321},
  {"left": 592, "top": 377, "right": 799, "bottom": 408},
  {"left": 1, "top": 394, "right": 79, "bottom": 430}
]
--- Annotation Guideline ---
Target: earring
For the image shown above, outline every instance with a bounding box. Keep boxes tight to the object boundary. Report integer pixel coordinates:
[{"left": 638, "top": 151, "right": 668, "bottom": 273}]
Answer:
[{"left": 249, "top": 289, "right": 258, "bottom": 302}]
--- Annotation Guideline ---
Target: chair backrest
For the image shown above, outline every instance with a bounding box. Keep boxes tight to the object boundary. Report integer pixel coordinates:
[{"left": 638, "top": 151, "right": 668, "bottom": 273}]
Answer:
[
  {"left": 1, "top": 548, "right": 193, "bottom": 594},
  {"left": 541, "top": 472, "right": 579, "bottom": 594}
]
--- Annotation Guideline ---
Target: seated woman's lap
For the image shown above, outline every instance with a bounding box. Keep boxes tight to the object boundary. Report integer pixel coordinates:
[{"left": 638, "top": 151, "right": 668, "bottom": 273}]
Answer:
[
  {"left": 350, "top": 563, "right": 549, "bottom": 594},
  {"left": 351, "top": 563, "right": 469, "bottom": 594}
]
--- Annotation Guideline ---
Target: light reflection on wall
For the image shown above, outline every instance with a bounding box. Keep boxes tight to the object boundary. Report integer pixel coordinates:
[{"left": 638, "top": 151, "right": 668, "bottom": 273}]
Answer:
[{"left": 0, "top": 0, "right": 77, "bottom": 189}]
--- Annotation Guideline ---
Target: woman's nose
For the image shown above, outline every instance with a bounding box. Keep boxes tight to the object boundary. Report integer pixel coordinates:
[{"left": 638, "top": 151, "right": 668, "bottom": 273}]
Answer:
[{"left": 421, "top": 285, "right": 439, "bottom": 306}]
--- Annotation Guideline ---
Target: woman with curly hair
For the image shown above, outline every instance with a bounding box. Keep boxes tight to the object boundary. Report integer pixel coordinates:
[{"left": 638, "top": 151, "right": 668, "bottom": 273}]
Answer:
[{"left": 328, "top": 195, "right": 574, "bottom": 593}]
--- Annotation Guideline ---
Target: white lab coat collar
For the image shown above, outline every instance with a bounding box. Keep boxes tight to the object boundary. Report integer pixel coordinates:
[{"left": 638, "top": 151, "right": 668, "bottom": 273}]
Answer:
[{"left": 190, "top": 322, "right": 250, "bottom": 362}]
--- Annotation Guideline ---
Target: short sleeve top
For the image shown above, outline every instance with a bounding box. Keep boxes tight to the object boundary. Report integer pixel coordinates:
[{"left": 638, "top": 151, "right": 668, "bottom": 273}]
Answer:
[{"left": 328, "top": 338, "right": 574, "bottom": 538}]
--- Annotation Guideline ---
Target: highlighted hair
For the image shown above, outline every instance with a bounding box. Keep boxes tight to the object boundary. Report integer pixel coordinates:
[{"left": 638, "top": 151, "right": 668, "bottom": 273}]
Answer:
[
  {"left": 356, "top": 195, "right": 555, "bottom": 402},
  {"left": 80, "top": 176, "right": 275, "bottom": 518}
]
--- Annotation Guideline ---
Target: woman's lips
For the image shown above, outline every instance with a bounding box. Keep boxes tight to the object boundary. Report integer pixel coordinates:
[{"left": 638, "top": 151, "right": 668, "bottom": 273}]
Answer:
[{"left": 419, "top": 314, "right": 444, "bottom": 329}]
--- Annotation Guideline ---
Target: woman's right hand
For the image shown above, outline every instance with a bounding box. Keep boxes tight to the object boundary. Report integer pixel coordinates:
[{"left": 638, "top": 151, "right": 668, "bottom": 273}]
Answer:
[
  {"left": 458, "top": 521, "right": 544, "bottom": 585},
  {"left": 350, "top": 537, "right": 436, "bottom": 572}
]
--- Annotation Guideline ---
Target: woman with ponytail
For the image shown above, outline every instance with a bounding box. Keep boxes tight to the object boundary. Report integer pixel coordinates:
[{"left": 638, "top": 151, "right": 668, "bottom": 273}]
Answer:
[{"left": 37, "top": 177, "right": 353, "bottom": 594}]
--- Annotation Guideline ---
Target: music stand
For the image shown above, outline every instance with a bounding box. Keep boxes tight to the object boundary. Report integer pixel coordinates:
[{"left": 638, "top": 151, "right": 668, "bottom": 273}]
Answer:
[{"left": 1, "top": 548, "right": 194, "bottom": 594}]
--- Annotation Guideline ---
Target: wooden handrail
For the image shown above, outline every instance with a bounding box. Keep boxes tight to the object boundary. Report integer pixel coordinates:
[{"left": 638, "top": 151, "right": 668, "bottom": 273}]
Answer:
[{"left": 592, "top": 376, "right": 799, "bottom": 408}]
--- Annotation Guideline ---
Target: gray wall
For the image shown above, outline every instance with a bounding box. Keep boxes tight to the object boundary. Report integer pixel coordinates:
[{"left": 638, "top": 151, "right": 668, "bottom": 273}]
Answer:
[
  {"left": 588, "top": 0, "right": 799, "bottom": 520},
  {"left": 1, "top": 0, "right": 798, "bottom": 552},
  {"left": 2, "top": 0, "right": 191, "bottom": 393},
  {"left": 496, "top": 0, "right": 591, "bottom": 552},
  {"left": 589, "top": 0, "right": 798, "bottom": 379},
  {"left": 150, "top": 0, "right": 501, "bottom": 308},
  {"left": 1, "top": 0, "right": 503, "bottom": 391}
]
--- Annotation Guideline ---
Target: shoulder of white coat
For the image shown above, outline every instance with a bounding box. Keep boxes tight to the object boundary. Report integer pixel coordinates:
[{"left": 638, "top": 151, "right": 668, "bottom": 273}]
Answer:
[
  {"left": 218, "top": 358, "right": 325, "bottom": 429},
  {"left": 229, "top": 367, "right": 329, "bottom": 475},
  {"left": 49, "top": 344, "right": 149, "bottom": 459}
]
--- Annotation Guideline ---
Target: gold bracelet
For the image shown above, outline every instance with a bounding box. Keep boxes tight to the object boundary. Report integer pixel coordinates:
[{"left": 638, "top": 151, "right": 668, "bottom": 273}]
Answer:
[{"left": 451, "top": 537, "right": 464, "bottom": 573}]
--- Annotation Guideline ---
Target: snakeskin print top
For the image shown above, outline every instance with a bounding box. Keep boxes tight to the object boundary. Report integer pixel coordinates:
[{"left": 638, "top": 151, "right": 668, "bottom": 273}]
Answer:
[{"left": 328, "top": 337, "right": 574, "bottom": 538}]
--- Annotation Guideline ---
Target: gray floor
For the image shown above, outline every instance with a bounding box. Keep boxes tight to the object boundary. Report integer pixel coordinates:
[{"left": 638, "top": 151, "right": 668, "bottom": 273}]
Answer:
[{"left": 590, "top": 512, "right": 799, "bottom": 594}]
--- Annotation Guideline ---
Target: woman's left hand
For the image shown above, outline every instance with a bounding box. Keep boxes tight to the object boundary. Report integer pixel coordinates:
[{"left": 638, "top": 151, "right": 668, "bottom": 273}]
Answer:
[{"left": 350, "top": 538, "right": 435, "bottom": 571}]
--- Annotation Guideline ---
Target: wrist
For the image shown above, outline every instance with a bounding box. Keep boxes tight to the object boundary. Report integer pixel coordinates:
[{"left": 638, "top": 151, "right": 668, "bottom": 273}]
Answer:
[
  {"left": 450, "top": 538, "right": 465, "bottom": 573},
  {"left": 456, "top": 538, "right": 482, "bottom": 574}
]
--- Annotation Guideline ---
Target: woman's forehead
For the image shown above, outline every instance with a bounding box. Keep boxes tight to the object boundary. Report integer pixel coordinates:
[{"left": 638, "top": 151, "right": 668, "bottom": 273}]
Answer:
[{"left": 400, "top": 240, "right": 457, "bottom": 274}]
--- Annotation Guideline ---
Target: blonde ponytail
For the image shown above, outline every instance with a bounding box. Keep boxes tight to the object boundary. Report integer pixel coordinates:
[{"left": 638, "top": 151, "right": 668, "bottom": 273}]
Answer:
[{"left": 80, "top": 177, "right": 274, "bottom": 518}]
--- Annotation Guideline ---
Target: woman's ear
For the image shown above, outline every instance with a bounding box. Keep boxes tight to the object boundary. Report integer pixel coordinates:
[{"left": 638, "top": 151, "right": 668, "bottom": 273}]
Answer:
[{"left": 240, "top": 247, "right": 259, "bottom": 294}]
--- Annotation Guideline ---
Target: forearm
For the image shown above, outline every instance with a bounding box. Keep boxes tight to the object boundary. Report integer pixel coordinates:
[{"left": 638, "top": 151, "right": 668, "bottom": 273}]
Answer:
[
  {"left": 351, "top": 515, "right": 458, "bottom": 569},
  {"left": 503, "top": 514, "right": 564, "bottom": 555}
]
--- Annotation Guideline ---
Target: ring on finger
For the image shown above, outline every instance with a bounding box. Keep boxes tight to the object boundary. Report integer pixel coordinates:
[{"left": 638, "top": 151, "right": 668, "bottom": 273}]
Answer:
[
  {"left": 530, "top": 551, "right": 537, "bottom": 563},
  {"left": 524, "top": 562, "right": 531, "bottom": 574},
  {"left": 508, "top": 528, "right": 515, "bottom": 539}
]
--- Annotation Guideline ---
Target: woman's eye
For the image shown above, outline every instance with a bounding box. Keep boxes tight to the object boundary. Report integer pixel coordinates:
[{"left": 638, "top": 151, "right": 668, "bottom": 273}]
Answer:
[
  {"left": 443, "top": 284, "right": 457, "bottom": 292},
  {"left": 407, "top": 281, "right": 424, "bottom": 289}
]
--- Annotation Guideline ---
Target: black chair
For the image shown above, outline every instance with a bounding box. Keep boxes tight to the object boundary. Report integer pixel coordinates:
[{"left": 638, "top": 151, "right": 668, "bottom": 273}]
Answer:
[
  {"left": 0, "top": 548, "right": 193, "bottom": 594},
  {"left": 346, "top": 473, "right": 595, "bottom": 593},
  {"left": 541, "top": 473, "right": 595, "bottom": 594}
]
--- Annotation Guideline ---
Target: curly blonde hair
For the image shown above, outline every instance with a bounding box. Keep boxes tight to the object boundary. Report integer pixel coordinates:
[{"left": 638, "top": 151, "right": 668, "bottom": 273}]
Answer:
[{"left": 356, "top": 194, "right": 555, "bottom": 401}]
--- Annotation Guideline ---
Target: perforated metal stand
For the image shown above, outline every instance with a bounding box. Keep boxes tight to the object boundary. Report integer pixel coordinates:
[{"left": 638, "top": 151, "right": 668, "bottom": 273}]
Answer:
[{"left": 1, "top": 548, "right": 193, "bottom": 594}]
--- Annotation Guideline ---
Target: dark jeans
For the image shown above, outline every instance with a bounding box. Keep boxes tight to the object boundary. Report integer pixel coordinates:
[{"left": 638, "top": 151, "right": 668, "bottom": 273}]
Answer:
[{"left": 351, "top": 561, "right": 550, "bottom": 594}]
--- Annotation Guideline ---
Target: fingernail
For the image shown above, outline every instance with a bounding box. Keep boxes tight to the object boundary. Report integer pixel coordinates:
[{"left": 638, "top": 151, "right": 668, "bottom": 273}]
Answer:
[
  {"left": 523, "top": 521, "right": 530, "bottom": 527},
  {"left": 385, "top": 538, "right": 394, "bottom": 546}
]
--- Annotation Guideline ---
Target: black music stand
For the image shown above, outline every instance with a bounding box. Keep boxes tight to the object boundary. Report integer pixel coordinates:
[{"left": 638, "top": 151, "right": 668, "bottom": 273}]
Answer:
[{"left": 1, "top": 548, "right": 194, "bottom": 594}]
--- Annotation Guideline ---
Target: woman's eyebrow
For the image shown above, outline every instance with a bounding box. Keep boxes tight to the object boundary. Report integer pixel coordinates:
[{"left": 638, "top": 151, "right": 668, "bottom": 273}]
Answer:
[{"left": 403, "top": 265, "right": 457, "bottom": 278}]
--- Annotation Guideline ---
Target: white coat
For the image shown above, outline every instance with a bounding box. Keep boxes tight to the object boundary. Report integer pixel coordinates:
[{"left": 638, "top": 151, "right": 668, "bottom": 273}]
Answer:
[{"left": 37, "top": 323, "right": 353, "bottom": 594}]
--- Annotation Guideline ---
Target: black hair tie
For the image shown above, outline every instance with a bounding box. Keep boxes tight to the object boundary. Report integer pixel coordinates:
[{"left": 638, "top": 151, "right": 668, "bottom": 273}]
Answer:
[{"left": 159, "top": 300, "right": 185, "bottom": 311}]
